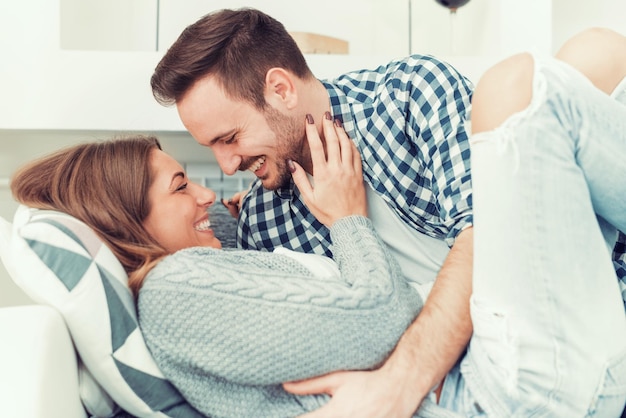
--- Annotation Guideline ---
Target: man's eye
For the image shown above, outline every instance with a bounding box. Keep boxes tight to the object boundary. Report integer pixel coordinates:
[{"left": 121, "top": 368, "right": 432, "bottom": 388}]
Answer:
[
  {"left": 224, "top": 135, "right": 236, "bottom": 145},
  {"left": 175, "top": 183, "right": 188, "bottom": 192}
]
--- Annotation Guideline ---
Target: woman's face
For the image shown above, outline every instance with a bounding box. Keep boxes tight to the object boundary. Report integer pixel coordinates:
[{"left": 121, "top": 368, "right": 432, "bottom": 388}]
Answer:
[{"left": 143, "top": 149, "right": 222, "bottom": 253}]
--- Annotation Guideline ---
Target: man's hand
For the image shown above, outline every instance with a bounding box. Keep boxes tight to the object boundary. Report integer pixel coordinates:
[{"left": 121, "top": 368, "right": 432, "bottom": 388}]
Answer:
[
  {"left": 284, "top": 368, "right": 421, "bottom": 418},
  {"left": 284, "top": 227, "right": 474, "bottom": 418}
]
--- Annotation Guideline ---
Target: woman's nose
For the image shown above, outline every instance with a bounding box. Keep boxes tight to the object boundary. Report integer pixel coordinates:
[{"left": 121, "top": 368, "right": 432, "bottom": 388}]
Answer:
[{"left": 190, "top": 182, "right": 216, "bottom": 207}]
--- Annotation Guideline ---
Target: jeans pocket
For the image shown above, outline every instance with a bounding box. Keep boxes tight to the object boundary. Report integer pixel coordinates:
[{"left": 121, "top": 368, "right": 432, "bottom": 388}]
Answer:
[
  {"left": 587, "top": 347, "right": 626, "bottom": 417},
  {"left": 461, "top": 385, "right": 489, "bottom": 418},
  {"left": 469, "top": 295, "right": 518, "bottom": 394}
]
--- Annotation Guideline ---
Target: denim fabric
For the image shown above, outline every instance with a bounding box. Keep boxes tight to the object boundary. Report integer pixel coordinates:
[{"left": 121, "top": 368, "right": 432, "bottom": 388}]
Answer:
[
  {"left": 609, "top": 76, "right": 626, "bottom": 312},
  {"left": 441, "top": 54, "right": 626, "bottom": 417}
]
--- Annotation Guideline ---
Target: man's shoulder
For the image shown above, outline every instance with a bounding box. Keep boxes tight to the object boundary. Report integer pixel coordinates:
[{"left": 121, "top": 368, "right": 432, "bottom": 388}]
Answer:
[
  {"left": 326, "top": 54, "right": 468, "bottom": 99},
  {"left": 333, "top": 55, "right": 459, "bottom": 80}
]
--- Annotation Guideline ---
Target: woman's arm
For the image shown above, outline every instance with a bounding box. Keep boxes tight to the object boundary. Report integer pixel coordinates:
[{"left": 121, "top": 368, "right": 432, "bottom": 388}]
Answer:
[
  {"left": 138, "top": 113, "right": 422, "bottom": 385},
  {"left": 138, "top": 215, "right": 422, "bottom": 385}
]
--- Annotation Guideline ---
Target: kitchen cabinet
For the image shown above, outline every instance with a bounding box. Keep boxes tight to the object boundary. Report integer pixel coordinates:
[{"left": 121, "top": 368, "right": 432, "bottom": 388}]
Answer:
[
  {"left": 0, "top": 0, "right": 411, "bottom": 132},
  {"left": 3, "top": 0, "right": 626, "bottom": 133},
  {"left": 158, "top": 0, "right": 410, "bottom": 63}
]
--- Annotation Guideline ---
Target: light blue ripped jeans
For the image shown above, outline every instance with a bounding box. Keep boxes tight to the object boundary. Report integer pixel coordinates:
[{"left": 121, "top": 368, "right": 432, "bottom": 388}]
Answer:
[{"left": 436, "top": 54, "right": 626, "bottom": 417}]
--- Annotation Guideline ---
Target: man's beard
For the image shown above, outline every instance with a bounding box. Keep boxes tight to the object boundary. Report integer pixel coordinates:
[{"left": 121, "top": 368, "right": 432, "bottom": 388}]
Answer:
[{"left": 262, "top": 105, "right": 305, "bottom": 190}]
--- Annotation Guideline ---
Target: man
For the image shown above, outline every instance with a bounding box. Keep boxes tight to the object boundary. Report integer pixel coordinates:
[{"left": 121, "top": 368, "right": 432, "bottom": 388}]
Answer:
[{"left": 151, "top": 7, "right": 473, "bottom": 417}]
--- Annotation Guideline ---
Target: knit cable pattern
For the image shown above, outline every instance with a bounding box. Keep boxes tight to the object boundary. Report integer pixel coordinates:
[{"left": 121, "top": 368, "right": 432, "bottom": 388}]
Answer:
[{"left": 138, "top": 216, "right": 423, "bottom": 417}]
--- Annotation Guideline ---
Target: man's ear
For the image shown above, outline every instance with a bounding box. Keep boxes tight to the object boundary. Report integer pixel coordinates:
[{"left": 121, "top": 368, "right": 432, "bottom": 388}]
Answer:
[{"left": 264, "top": 68, "right": 298, "bottom": 110}]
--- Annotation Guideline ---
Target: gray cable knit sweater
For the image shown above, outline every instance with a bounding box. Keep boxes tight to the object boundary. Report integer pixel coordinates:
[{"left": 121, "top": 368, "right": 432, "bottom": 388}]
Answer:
[{"left": 138, "top": 216, "right": 424, "bottom": 418}]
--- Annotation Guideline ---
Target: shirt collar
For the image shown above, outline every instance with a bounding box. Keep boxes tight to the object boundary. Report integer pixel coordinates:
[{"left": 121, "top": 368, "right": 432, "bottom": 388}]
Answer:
[
  {"left": 274, "top": 179, "right": 295, "bottom": 201},
  {"left": 322, "top": 80, "right": 359, "bottom": 146}
]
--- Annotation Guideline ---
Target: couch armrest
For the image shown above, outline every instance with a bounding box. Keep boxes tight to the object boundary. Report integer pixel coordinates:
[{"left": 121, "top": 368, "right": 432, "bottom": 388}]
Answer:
[{"left": 0, "top": 305, "right": 87, "bottom": 418}]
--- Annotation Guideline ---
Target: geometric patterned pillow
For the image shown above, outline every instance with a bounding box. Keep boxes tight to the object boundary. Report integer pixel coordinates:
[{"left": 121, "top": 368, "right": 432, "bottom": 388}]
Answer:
[{"left": 0, "top": 205, "right": 203, "bottom": 417}]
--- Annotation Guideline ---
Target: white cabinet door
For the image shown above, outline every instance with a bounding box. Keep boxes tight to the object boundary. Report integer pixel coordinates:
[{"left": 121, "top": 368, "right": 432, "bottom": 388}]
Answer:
[
  {"left": 0, "top": 0, "right": 180, "bottom": 131},
  {"left": 158, "top": 0, "right": 410, "bottom": 78},
  {"left": 60, "top": 0, "right": 158, "bottom": 51}
]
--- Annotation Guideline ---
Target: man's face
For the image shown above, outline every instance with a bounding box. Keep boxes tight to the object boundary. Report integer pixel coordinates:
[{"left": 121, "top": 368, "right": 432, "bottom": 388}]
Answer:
[{"left": 177, "top": 76, "right": 306, "bottom": 190}]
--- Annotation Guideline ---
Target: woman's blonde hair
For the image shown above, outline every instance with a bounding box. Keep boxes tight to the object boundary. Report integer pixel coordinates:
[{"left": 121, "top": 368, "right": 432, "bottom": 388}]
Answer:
[{"left": 10, "top": 135, "right": 167, "bottom": 295}]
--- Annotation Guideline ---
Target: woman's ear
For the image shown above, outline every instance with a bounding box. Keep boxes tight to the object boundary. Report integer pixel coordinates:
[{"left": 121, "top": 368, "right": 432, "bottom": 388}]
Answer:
[{"left": 264, "top": 68, "right": 298, "bottom": 110}]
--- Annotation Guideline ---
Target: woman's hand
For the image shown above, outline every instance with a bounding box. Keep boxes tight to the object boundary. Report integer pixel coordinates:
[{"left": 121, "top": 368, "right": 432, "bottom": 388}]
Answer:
[
  {"left": 221, "top": 186, "right": 250, "bottom": 219},
  {"left": 290, "top": 112, "right": 367, "bottom": 227}
]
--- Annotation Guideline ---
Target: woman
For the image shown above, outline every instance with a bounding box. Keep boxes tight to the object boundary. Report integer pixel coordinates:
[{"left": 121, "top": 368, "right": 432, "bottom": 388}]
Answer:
[{"left": 11, "top": 117, "right": 430, "bottom": 417}]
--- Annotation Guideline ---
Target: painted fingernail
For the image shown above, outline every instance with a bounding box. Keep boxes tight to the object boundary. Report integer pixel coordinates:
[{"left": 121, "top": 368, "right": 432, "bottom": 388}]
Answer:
[
  {"left": 287, "top": 159, "right": 296, "bottom": 173},
  {"left": 306, "top": 114, "right": 314, "bottom": 124},
  {"left": 334, "top": 118, "right": 343, "bottom": 128},
  {"left": 324, "top": 111, "right": 332, "bottom": 120}
]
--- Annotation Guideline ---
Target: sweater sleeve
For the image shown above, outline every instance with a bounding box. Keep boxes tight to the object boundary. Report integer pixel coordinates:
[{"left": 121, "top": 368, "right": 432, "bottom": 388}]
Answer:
[{"left": 138, "top": 216, "right": 422, "bottom": 411}]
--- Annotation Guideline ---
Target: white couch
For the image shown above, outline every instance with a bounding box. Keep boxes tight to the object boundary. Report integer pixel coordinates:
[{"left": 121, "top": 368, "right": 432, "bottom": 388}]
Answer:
[
  {"left": 0, "top": 206, "right": 203, "bottom": 418},
  {"left": 0, "top": 304, "right": 87, "bottom": 418}
]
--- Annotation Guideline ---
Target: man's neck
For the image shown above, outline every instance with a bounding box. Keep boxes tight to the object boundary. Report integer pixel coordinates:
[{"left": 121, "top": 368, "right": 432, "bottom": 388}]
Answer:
[{"left": 299, "top": 78, "right": 332, "bottom": 175}]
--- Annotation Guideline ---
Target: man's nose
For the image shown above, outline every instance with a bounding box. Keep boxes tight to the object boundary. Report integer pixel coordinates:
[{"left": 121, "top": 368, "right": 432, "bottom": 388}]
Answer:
[{"left": 212, "top": 147, "right": 240, "bottom": 176}]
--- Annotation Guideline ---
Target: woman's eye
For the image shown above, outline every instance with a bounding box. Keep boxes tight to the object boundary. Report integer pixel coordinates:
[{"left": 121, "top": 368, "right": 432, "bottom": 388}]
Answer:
[{"left": 175, "top": 183, "right": 188, "bottom": 192}]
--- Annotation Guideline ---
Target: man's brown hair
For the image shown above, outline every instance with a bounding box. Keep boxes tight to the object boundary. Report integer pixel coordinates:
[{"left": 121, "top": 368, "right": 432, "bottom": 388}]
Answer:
[{"left": 151, "top": 8, "right": 314, "bottom": 110}]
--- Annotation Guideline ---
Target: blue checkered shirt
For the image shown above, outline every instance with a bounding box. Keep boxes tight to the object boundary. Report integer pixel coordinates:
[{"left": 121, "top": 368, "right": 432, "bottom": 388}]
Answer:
[{"left": 236, "top": 55, "right": 474, "bottom": 258}]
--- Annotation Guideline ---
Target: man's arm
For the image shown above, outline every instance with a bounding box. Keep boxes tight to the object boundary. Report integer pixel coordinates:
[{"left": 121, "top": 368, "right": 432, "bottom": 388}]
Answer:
[{"left": 284, "top": 226, "right": 473, "bottom": 417}]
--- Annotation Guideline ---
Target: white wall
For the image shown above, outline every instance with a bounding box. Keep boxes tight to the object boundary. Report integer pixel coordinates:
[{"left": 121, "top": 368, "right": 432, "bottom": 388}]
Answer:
[
  {"left": 0, "top": 189, "right": 32, "bottom": 307},
  {"left": 552, "top": 0, "right": 626, "bottom": 49},
  {"left": 60, "top": 0, "right": 158, "bottom": 51}
]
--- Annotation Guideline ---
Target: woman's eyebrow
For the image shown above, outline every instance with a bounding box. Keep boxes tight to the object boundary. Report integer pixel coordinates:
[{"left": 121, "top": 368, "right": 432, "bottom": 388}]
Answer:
[{"left": 169, "top": 172, "right": 185, "bottom": 188}]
